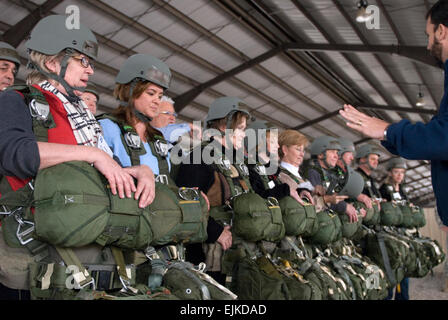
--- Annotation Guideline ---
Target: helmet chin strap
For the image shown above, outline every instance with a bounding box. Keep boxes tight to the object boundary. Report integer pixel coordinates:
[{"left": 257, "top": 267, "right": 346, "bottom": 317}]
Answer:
[
  {"left": 322, "top": 153, "right": 335, "bottom": 169},
  {"left": 29, "top": 50, "right": 85, "bottom": 100}
]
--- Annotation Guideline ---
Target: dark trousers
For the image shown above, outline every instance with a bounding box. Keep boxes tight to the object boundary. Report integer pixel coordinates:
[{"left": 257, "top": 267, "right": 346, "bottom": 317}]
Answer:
[
  {"left": 0, "top": 283, "right": 30, "bottom": 300},
  {"left": 386, "top": 278, "right": 409, "bottom": 300}
]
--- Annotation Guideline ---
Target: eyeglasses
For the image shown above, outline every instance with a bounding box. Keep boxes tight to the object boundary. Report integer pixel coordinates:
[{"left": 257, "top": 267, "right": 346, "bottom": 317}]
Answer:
[
  {"left": 160, "top": 111, "right": 178, "bottom": 117},
  {"left": 72, "top": 56, "right": 95, "bottom": 70}
]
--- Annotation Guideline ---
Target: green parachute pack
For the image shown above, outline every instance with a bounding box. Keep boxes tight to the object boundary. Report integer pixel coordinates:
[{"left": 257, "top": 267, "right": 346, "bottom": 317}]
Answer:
[{"left": 32, "top": 161, "right": 209, "bottom": 249}]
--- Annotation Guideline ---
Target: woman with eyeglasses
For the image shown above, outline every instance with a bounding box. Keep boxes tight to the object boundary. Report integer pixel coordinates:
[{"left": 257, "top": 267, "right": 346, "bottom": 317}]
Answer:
[{"left": 0, "top": 15, "right": 154, "bottom": 300}]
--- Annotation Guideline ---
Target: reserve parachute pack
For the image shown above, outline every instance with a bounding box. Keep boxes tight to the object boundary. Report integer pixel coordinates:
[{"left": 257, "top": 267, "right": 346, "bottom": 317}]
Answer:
[
  {"left": 276, "top": 167, "right": 319, "bottom": 238},
  {"left": 32, "top": 161, "right": 208, "bottom": 249},
  {"left": 95, "top": 114, "right": 209, "bottom": 247},
  {"left": 206, "top": 142, "right": 285, "bottom": 242},
  {"left": 379, "top": 202, "right": 403, "bottom": 226},
  {"left": 380, "top": 183, "right": 426, "bottom": 229},
  {"left": 279, "top": 196, "right": 318, "bottom": 237}
]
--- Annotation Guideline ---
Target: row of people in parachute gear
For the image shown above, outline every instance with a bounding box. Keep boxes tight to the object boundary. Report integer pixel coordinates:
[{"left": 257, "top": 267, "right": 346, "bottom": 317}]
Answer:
[{"left": 0, "top": 14, "right": 430, "bottom": 301}]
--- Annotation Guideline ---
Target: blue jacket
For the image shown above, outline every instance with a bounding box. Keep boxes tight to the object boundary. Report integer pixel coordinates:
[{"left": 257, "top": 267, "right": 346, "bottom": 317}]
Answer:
[{"left": 382, "top": 60, "right": 448, "bottom": 226}]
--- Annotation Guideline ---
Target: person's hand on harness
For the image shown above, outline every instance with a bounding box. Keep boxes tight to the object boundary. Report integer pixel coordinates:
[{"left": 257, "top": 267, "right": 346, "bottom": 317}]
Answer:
[
  {"left": 359, "top": 207, "right": 367, "bottom": 218},
  {"left": 217, "top": 225, "right": 232, "bottom": 251},
  {"left": 290, "top": 189, "right": 306, "bottom": 205},
  {"left": 323, "top": 194, "right": 348, "bottom": 205},
  {"left": 122, "top": 164, "right": 156, "bottom": 208},
  {"left": 357, "top": 193, "right": 373, "bottom": 209},
  {"left": 374, "top": 198, "right": 382, "bottom": 211},
  {"left": 345, "top": 203, "right": 359, "bottom": 223},
  {"left": 199, "top": 190, "right": 210, "bottom": 211},
  {"left": 90, "top": 148, "right": 137, "bottom": 200},
  {"left": 313, "top": 185, "right": 326, "bottom": 197},
  {"left": 299, "top": 190, "right": 314, "bottom": 205}
]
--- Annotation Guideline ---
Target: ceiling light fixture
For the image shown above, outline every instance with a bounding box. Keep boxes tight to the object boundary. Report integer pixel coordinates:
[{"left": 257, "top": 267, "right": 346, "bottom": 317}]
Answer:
[
  {"left": 356, "top": 0, "right": 374, "bottom": 23},
  {"left": 416, "top": 85, "right": 425, "bottom": 107}
]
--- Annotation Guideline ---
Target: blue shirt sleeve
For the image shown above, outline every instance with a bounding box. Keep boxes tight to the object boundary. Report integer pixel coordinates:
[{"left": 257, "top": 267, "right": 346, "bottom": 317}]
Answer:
[
  {"left": 382, "top": 113, "right": 448, "bottom": 160},
  {"left": 157, "top": 123, "right": 191, "bottom": 143},
  {"left": 99, "top": 119, "right": 171, "bottom": 174}
]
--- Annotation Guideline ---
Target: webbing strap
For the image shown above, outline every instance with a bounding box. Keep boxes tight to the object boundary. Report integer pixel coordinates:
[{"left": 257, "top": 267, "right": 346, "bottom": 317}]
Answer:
[
  {"left": 111, "top": 246, "right": 130, "bottom": 282},
  {"left": 148, "top": 140, "right": 170, "bottom": 176},
  {"left": 376, "top": 232, "right": 397, "bottom": 285},
  {"left": 111, "top": 246, "right": 138, "bottom": 294},
  {"left": 331, "top": 259, "right": 356, "bottom": 300},
  {"left": 55, "top": 246, "right": 95, "bottom": 289},
  {"left": 284, "top": 236, "right": 305, "bottom": 260}
]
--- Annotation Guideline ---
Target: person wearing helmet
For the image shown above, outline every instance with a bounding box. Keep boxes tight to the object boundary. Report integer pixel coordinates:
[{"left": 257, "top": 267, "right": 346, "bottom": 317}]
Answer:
[
  {"left": 175, "top": 96, "right": 250, "bottom": 285},
  {"left": 245, "top": 123, "right": 314, "bottom": 204},
  {"left": 379, "top": 157, "right": 411, "bottom": 301},
  {"left": 302, "top": 136, "right": 360, "bottom": 222},
  {"left": 0, "top": 15, "right": 154, "bottom": 300},
  {"left": 0, "top": 41, "right": 20, "bottom": 90},
  {"left": 80, "top": 82, "right": 99, "bottom": 114},
  {"left": 379, "top": 158, "right": 409, "bottom": 204},
  {"left": 98, "top": 53, "right": 174, "bottom": 184},
  {"left": 339, "top": 0, "right": 448, "bottom": 233},
  {"left": 333, "top": 138, "right": 368, "bottom": 217},
  {"left": 355, "top": 144, "right": 383, "bottom": 210}
]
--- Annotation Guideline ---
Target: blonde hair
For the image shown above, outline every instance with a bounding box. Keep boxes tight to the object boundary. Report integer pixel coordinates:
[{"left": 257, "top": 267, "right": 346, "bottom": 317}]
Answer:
[
  {"left": 26, "top": 50, "right": 77, "bottom": 85},
  {"left": 278, "top": 129, "right": 309, "bottom": 159}
]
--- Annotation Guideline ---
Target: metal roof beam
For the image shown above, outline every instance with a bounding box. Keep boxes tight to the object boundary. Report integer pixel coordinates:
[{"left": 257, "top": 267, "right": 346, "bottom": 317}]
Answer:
[
  {"left": 2, "top": 0, "right": 63, "bottom": 47},
  {"left": 173, "top": 45, "right": 285, "bottom": 111},
  {"left": 84, "top": 0, "right": 327, "bottom": 134},
  {"left": 286, "top": 43, "right": 439, "bottom": 69}
]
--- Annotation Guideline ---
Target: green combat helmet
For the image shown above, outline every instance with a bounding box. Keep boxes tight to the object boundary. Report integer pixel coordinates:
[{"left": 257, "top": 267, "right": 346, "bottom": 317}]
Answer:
[
  {"left": 115, "top": 53, "right": 171, "bottom": 89},
  {"left": 309, "top": 135, "right": 341, "bottom": 169},
  {"left": 338, "top": 138, "right": 356, "bottom": 158},
  {"left": 205, "top": 97, "right": 251, "bottom": 129},
  {"left": 355, "top": 144, "right": 382, "bottom": 160},
  {"left": 338, "top": 167, "right": 365, "bottom": 199},
  {"left": 0, "top": 41, "right": 20, "bottom": 72},
  {"left": 386, "top": 157, "right": 407, "bottom": 171},
  {"left": 84, "top": 82, "right": 100, "bottom": 102},
  {"left": 25, "top": 15, "right": 98, "bottom": 98},
  {"left": 309, "top": 136, "right": 341, "bottom": 157},
  {"left": 115, "top": 54, "right": 172, "bottom": 122}
]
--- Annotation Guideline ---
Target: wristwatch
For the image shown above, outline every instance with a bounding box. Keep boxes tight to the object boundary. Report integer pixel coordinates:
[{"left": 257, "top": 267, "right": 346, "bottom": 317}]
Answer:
[{"left": 382, "top": 125, "right": 390, "bottom": 141}]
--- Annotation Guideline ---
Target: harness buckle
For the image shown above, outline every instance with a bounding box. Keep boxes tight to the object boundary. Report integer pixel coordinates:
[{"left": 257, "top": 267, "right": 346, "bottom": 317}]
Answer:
[
  {"left": 267, "top": 197, "right": 279, "bottom": 207},
  {"left": 218, "top": 158, "right": 231, "bottom": 171},
  {"left": 124, "top": 132, "right": 141, "bottom": 149},
  {"left": 12, "top": 208, "right": 34, "bottom": 245},
  {"left": 178, "top": 187, "right": 199, "bottom": 201},
  {"left": 255, "top": 164, "right": 267, "bottom": 175},
  {"left": 155, "top": 174, "right": 169, "bottom": 185},
  {"left": 237, "top": 164, "right": 249, "bottom": 176},
  {"left": 144, "top": 246, "right": 159, "bottom": 261},
  {"left": 78, "top": 277, "right": 96, "bottom": 290},
  {"left": 154, "top": 140, "right": 169, "bottom": 157},
  {"left": 29, "top": 99, "right": 50, "bottom": 121}
]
